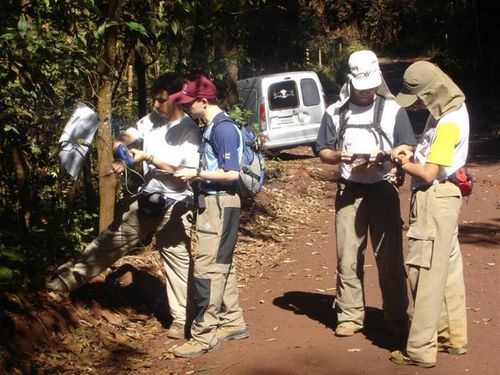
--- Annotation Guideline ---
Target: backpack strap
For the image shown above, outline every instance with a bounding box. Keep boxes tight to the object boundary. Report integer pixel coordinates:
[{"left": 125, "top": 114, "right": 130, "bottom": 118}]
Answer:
[
  {"left": 336, "top": 96, "right": 393, "bottom": 150},
  {"left": 371, "top": 96, "right": 393, "bottom": 149},
  {"left": 335, "top": 101, "right": 350, "bottom": 149},
  {"left": 208, "top": 113, "right": 242, "bottom": 149}
]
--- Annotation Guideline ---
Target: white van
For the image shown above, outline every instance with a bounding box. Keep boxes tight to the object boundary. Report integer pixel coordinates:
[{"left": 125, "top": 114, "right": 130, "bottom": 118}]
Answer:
[{"left": 237, "top": 71, "right": 326, "bottom": 153}]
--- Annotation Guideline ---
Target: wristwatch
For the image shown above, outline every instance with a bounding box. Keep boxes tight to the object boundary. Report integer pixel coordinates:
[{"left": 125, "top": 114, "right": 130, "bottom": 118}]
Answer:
[{"left": 147, "top": 154, "right": 154, "bottom": 164}]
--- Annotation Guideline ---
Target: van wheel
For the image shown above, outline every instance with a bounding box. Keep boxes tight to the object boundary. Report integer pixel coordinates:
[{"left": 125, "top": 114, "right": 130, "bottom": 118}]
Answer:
[{"left": 311, "top": 143, "right": 320, "bottom": 157}]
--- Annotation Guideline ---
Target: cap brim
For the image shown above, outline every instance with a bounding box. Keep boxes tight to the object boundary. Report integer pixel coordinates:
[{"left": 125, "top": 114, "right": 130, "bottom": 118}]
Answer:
[
  {"left": 395, "top": 90, "right": 418, "bottom": 107},
  {"left": 350, "top": 75, "right": 382, "bottom": 91},
  {"left": 170, "top": 91, "right": 196, "bottom": 105}
]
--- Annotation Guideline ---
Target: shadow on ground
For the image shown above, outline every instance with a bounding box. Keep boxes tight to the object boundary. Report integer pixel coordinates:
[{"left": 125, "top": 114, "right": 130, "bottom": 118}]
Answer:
[
  {"left": 459, "top": 220, "right": 500, "bottom": 247},
  {"left": 273, "top": 291, "right": 336, "bottom": 329},
  {"left": 273, "top": 291, "right": 406, "bottom": 351},
  {"left": 71, "top": 263, "right": 172, "bottom": 327}
]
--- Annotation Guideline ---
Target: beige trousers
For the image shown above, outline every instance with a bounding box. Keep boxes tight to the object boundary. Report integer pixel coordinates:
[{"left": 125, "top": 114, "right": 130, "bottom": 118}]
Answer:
[
  {"left": 56, "top": 199, "right": 192, "bottom": 325},
  {"left": 334, "top": 180, "right": 409, "bottom": 330},
  {"left": 190, "top": 194, "right": 245, "bottom": 348},
  {"left": 406, "top": 182, "right": 467, "bottom": 363}
]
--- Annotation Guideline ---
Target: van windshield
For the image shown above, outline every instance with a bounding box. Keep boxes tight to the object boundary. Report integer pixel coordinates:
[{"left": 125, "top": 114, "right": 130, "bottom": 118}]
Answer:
[{"left": 268, "top": 81, "right": 299, "bottom": 110}]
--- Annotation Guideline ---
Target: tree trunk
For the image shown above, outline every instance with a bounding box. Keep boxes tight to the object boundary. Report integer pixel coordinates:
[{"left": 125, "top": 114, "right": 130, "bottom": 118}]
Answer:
[
  {"left": 96, "top": 0, "right": 120, "bottom": 232},
  {"left": 134, "top": 48, "right": 147, "bottom": 119}
]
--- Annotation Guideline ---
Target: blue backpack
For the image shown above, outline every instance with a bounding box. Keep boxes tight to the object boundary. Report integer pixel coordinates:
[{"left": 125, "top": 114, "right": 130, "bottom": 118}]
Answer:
[{"left": 210, "top": 114, "right": 265, "bottom": 198}]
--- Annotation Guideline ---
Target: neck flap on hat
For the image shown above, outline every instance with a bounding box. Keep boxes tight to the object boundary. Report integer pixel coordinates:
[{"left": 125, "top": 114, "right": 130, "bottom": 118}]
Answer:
[{"left": 416, "top": 69, "right": 465, "bottom": 120}]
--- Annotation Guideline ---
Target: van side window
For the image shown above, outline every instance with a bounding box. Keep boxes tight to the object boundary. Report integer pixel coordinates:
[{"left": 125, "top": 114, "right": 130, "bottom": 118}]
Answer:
[
  {"left": 300, "top": 78, "right": 320, "bottom": 106},
  {"left": 268, "top": 81, "right": 298, "bottom": 110}
]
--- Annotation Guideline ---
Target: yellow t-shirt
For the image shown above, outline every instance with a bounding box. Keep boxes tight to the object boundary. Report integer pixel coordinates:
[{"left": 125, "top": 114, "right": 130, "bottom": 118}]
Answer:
[{"left": 426, "top": 123, "right": 459, "bottom": 167}]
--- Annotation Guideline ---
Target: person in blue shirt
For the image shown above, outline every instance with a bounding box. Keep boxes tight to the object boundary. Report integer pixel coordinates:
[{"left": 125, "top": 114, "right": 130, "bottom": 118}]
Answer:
[{"left": 169, "top": 74, "right": 249, "bottom": 357}]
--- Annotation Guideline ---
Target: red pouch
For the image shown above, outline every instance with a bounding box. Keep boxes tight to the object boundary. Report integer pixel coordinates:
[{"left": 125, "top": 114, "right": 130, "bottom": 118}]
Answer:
[{"left": 448, "top": 166, "right": 473, "bottom": 197}]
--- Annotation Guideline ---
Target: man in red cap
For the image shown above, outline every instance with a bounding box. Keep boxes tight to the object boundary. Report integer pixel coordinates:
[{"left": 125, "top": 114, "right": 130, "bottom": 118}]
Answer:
[{"left": 169, "top": 75, "right": 249, "bottom": 357}]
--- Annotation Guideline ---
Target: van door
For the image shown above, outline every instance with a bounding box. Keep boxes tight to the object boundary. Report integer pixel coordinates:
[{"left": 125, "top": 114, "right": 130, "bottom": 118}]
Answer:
[{"left": 265, "top": 75, "right": 324, "bottom": 149}]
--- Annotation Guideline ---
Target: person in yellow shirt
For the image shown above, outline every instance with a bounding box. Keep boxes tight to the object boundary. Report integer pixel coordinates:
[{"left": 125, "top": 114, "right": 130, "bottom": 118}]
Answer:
[{"left": 390, "top": 61, "right": 469, "bottom": 368}]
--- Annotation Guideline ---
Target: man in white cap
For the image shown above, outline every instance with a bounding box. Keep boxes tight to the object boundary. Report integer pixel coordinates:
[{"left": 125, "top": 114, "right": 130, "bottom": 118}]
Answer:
[
  {"left": 316, "top": 50, "right": 415, "bottom": 338},
  {"left": 389, "top": 61, "right": 469, "bottom": 368}
]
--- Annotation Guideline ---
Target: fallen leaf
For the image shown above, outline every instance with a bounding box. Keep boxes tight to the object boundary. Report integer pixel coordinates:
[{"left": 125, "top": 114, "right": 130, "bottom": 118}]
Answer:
[
  {"left": 100, "top": 310, "right": 122, "bottom": 326},
  {"left": 466, "top": 307, "right": 481, "bottom": 311}
]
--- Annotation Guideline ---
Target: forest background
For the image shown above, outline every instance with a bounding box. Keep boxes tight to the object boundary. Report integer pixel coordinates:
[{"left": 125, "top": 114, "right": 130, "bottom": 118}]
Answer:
[{"left": 0, "top": 0, "right": 498, "bottom": 294}]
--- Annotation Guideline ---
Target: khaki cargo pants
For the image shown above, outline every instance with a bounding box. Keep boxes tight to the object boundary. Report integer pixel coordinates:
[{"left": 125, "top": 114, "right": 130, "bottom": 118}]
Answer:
[
  {"left": 190, "top": 193, "right": 246, "bottom": 348},
  {"left": 55, "top": 199, "right": 193, "bottom": 325},
  {"left": 406, "top": 182, "right": 467, "bottom": 363},
  {"left": 334, "top": 180, "right": 409, "bottom": 330}
]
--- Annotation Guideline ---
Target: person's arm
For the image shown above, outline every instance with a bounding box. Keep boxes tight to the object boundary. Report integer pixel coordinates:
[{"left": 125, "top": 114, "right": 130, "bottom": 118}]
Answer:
[
  {"left": 175, "top": 121, "right": 240, "bottom": 182},
  {"left": 111, "top": 127, "right": 140, "bottom": 174},
  {"left": 396, "top": 122, "right": 459, "bottom": 183},
  {"left": 175, "top": 167, "right": 239, "bottom": 182},
  {"left": 396, "top": 153, "right": 441, "bottom": 183},
  {"left": 113, "top": 128, "right": 139, "bottom": 152},
  {"left": 130, "top": 148, "right": 178, "bottom": 174},
  {"left": 317, "top": 109, "right": 344, "bottom": 165},
  {"left": 391, "top": 107, "right": 417, "bottom": 156}
]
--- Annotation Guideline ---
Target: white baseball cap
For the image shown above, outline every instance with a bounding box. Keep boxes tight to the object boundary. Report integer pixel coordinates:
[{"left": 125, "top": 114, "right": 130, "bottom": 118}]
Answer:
[{"left": 348, "top": 50, "right": 382, "bottom": 90}]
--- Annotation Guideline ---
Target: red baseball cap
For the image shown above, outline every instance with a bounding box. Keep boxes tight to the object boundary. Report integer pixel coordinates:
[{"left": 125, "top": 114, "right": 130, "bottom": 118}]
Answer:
[{"left": 170, "top": 75, "right": 217, "bottom": 104}]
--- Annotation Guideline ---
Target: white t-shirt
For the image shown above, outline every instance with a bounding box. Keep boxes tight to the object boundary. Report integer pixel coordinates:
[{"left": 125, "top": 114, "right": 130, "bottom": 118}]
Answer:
[
  {"left": 412, "top": 104, "right": 469, "bottom": 189},
  {"left": 127, "top": 113, "right": 201, "bottom": 201},
  {"left": 322, "top": 99, "right": 413, "bottom": 183}
]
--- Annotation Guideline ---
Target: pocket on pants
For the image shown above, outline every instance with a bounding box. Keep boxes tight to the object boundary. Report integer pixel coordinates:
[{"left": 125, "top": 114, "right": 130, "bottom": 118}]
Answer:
[{"left": 406, "top": 227, "right": 434, "bottom": 269}]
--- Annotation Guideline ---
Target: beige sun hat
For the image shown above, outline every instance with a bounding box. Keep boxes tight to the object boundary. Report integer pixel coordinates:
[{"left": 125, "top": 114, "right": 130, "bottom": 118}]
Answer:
[{"left": 396, "top": 60, "right": 465, "bottom": 119}]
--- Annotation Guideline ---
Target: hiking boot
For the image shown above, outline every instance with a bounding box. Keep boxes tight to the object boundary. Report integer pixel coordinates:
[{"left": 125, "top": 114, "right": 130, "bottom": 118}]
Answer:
[
  {"left": 45, "top": 276, "right": 69, "bottom": 294},
  {"left": 389, "top": 350, "right": 436, "bottom": 368},
  {"left": 170, "top": 339, "right": 218, "bottom": 358},
  {"left": 335, "top": 324, "right": 362, "bottom": 337},
  {"left": 166, "top": 321, "right": 185, "bottom": 339},
  {"left": 438, "top": 345, "right": 467, "bottom": 355},
  {"left": 215, "top": 326, "right": 249, "bottom": 343}
]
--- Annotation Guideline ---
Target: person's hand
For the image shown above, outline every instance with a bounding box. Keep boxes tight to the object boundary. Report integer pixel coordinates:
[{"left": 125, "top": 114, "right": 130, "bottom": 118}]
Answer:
[
  {"left": 341, "top": 151, "right": 371, "bottom": 168},
  {"left": 174, "top": 167, "right": 197, "bottom": 182},
  {"left": 112, "top": 160, "right": 126, "bottom": 174},
  {"left": 130, "top": 148, "right": 148, "bottom": 163},
  {"left": 340, "top": 151, "right": 354, "bottom": 163},
  {"left": 369, "top": 151, "right": 391, "bottom": 164},
  {"left": 394, "top": 150, "right": 412, "bottom": 166},
  {"left": 385, "top": 166, "right": 405, "bottom": 186},
  {"left": 391, "top": 145, "right": 413, "bottom": 158}
]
